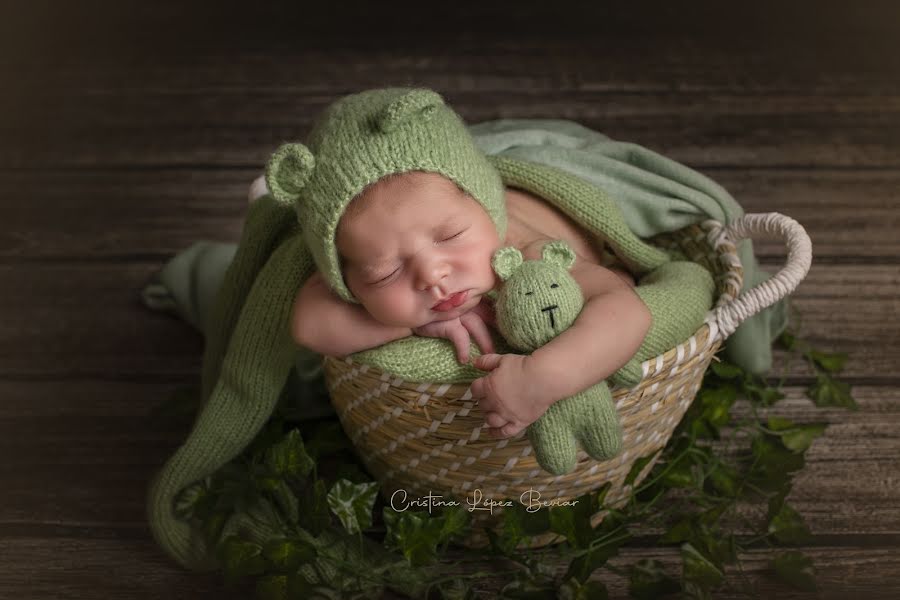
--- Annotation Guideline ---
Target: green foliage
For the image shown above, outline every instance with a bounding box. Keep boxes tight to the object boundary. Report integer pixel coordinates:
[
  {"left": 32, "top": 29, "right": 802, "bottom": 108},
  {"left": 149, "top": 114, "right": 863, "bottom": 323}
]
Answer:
[
  {"left": 383, "top": 505, "right": 471, "bottom": 566},
  {"left": 628, "top": 559, "right": 680, "bottom": 599},
  {"left": 162, "top": 328, "right": 853, "bottom": 598},
  {"left": 770, "top": 551, "right": 818, "bottom": 592},
  {"left": 779, "top": 331, "right": 857, "bottom": 410},
  {"left": 326, "top": 479, "right": 379, "bottom": 534}
]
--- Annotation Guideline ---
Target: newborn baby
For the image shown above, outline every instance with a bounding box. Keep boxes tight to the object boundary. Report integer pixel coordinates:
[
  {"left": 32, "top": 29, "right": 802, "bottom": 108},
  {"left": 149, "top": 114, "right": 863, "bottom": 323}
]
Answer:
[{"left": 291, "top": 168, "right": 651, "bottom": 438}]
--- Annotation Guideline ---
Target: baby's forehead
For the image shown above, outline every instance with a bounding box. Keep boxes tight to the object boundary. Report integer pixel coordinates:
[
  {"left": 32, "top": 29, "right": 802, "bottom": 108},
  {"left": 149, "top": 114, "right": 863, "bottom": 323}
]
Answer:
[{"left": 341, "top": 171, "right": 473, "bottom": 224}]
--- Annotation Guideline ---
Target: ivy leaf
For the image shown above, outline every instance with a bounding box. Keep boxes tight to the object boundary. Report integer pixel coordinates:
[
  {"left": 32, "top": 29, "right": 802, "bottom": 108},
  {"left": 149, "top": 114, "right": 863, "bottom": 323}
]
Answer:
[
  {"left": 486, "top": 526, "right": 520, "bottom": 557},
  {"left": 807, "top": 350, "right": 847, "bottom": 373},
  {"left": 594, "top": 482, "right": 613, "bottom": 508},
  {"left": 271, "top": 480, "right": 299, "bottom": 524},
  {"left": 700, "top": 387, "right": 736, "bottom": 429},
  {"left": 298, "top": 479, "right": 331, "bottom": 536},
  {"left": 558, "top": 578, "right": 609, "bottom": 600},
  {"left": 661, "top": 456, "right": 697, "bottom": 489},
  {"left": 202, "top": 510, "right": 230, "bottom": 551},
  {"left": 432, "top": 577, "right": 475, "bottom": 600},
  {"left": 767, "top": 497, "right": 812, "bottom": 545},
  {"left": 706, "top": 462, "right": 739, "bottom": 497},
  {"left": 265, "top": 429, "right": 315, "bottom": 479},
  {"left": 438, "top": 505, "right": 472, "bottom": 542},
  {"left": 770, "top": 551, "right": 817, "bottom": 592},
  {"left": 174, "top": 479, "right": 208, "bottom": 520},
  {"left": 808, "top": 375, "right": 857, "bottom": 410},
  {"left": 326, "top": 479, "right": 379, "bottom": 535},
  {"left": 744, "top": 382, "right": 785, "bottom": 407},
  {"left": 261, "top": 538, "right": 317, "bottom": 573},
  {"left": 659, "top": 518, "right": 694, "bottom": 545},
  {"left": 549, "top": 493, "right": 597, "bottom": 548},
  {"left": 625, "top": 449, "right": 662, "bottom": 487},
  {"left": 768, "top": 417, "right": 827, "bottom": 453},
  {"left": 748, "top": 434, "right": 805, "bottom": 492},
  {"left": 628, "top": 559, "right": 680, "bottom": 599},
  {"left": 383, "top": 508, "right": 446, "bottom": 566},
  {"left": 711, "top": 361, "right": 743, "bottom": 379},
  {"left": 217, "top": 536, "right": 267, "bottom": 584},
  {"left": 505, "top": 500, "right": 551, "bottom": 537},
  {"left": 681, "top": 543, "right": 724, "bottom": 589},
  {"left": 777, "top": 330, "right": 798, "bottom": 351},
  {"left": 565, "top": 543, "right": 619, "bottom": 584}
]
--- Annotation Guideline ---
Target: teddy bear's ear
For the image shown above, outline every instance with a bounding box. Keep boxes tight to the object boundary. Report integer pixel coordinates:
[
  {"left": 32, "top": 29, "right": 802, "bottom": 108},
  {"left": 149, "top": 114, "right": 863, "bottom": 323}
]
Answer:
[
  {"left": 491, "top": 246, "right": 524, "bottom": 281},
  {"left": 377, "top": 89, "right": 444, "bottom": 133},
  {"left": 541, "top": 240, "right": 577, "bottom": 271},
  {"left": 265, "top": 143, "right": 315, "bottom": 205}
]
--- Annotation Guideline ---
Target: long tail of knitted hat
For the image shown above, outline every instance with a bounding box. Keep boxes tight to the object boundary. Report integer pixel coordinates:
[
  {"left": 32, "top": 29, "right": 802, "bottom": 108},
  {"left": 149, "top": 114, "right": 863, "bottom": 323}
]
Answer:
[
  {"left": 199, "top": 195, "right": 299, "bottom": 408},
  {"left": 146, "top": 216, "right": 313, "bottom": 570}
]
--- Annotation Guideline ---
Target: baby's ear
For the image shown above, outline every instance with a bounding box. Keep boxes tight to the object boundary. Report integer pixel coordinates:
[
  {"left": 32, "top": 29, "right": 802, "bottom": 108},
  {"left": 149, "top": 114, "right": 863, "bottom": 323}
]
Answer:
[
  {"left": 541, "top": 240, "right": 577, "bottom": 271},
  {"left": 376, "top": 89, "right": 444, "bottom": 133},
  {"left": 265, "top": 143, "right": 315, "bottom": 205},
  {"left": 491, "top": 246, "right": 523, "bottom": 282}
]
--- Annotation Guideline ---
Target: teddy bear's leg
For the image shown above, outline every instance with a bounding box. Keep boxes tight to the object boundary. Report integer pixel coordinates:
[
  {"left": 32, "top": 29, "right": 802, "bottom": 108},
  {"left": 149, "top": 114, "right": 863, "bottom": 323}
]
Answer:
[
  {"left": 577, "top": 382, "right": 623, "bottom": 461},
  {"left": 527, "top": 401, "right": 579, "bottom": 475}
]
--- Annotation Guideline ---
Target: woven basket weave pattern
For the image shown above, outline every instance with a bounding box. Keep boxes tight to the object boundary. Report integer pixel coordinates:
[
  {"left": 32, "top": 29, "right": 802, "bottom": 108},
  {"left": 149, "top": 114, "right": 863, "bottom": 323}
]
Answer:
[{"left": 324, "top": 223, "right": 742, "bottom": 547}]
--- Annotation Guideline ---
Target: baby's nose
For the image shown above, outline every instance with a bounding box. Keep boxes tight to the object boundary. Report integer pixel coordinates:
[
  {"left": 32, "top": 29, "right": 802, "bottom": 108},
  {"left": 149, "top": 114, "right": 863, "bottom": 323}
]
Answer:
[{"left": 418, "top": 262, "right": 451, "bottom": 293}]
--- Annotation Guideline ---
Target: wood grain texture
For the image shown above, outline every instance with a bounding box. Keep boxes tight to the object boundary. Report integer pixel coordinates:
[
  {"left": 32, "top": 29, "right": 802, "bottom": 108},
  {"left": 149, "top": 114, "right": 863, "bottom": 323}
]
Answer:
[
  {"left": 2, "top": 168, "right": 898, "bottom": 262},
  {"left": 2, "top": 0, "right": 899, "bottom": 597},
  {"left": 0, "top": 263, "right": 895, "bottom": 378}
]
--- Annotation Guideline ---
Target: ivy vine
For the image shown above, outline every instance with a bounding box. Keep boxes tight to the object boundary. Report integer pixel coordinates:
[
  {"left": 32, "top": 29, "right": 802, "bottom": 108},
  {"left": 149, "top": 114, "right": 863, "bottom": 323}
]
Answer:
[{"left": 162, "top": 329, "right": 854, "bottom": 599}]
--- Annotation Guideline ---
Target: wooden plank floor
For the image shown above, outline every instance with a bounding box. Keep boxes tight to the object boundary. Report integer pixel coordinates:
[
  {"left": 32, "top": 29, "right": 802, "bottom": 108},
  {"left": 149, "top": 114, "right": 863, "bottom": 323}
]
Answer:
[{"left": 2, "top": 2, "right": 898, "bottom": 598}]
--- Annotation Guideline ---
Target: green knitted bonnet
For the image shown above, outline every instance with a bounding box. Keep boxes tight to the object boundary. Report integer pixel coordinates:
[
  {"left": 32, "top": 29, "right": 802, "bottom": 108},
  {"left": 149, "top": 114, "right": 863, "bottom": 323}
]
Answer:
[{"left": 264, "top": 88, "right": 507, "bottom": 303}]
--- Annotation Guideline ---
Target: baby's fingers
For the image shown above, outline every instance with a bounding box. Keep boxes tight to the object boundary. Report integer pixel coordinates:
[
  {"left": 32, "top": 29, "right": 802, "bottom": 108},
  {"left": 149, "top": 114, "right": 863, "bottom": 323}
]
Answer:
[
  {"left": 460, "top": 311, "right": 495, "bottom": 356},
  {"left": 489, "top": 422, "right": 525, "bottom": 439},
  {"left": 445, "top": 325, "right": 472, "bottom": 364},
  {"left": 484, "top": 412, "right": 507, "bottom": 428}
]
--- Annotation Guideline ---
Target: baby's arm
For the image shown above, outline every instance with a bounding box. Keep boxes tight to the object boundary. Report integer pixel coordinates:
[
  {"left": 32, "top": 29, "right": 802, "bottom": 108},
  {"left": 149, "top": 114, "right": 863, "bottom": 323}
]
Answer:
[
  {"left": 529, "top": 262, "right": 651, "bottom": 400},
  {"left": 291, "top": 271, "right": 412, "bottom": 358}
]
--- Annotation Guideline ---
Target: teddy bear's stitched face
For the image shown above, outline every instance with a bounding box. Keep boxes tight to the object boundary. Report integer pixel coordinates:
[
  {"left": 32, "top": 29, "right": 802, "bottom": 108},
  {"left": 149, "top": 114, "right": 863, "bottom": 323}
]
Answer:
[{"left": 492, "top": 240, "right": 584, "bottom": 351}]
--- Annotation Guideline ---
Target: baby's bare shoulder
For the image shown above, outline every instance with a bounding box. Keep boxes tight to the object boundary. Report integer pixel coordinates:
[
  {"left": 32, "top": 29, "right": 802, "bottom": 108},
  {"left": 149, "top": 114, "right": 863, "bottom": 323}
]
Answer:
[{"left": 518, "top": 238, "right": 634, "bottom": 300}]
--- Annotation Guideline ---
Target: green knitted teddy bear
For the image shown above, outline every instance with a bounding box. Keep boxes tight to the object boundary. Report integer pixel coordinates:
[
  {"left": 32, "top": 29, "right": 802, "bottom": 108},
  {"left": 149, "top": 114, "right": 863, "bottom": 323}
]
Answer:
[{"left": 491, "top": 239, "right": 622, "bottom": 475}]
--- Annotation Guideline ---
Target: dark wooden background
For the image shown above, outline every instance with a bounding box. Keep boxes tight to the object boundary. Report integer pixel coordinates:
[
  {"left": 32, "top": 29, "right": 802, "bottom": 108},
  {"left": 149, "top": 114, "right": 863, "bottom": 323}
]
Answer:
[{"left": 2, "top": 1, "right": 898, "bottom": 598}]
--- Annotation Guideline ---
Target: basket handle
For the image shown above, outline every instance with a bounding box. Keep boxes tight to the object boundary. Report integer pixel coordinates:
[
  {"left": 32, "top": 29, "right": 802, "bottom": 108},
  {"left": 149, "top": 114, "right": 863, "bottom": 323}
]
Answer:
[{"left": 703, "top": 212, "right": 812, "bottom": 339}]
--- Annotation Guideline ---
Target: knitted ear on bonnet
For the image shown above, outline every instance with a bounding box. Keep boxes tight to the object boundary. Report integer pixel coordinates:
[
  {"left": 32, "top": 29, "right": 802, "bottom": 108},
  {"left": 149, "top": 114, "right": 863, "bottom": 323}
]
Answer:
[{"left": 146, "top": 88, "right": 510, "bottom": 570}]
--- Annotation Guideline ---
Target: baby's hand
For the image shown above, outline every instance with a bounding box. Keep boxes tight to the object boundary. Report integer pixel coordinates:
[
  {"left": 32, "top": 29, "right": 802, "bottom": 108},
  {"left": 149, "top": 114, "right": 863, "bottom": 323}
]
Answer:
[
  {"left": 470, "top": 353, "right": 558, "bottom": 438},
  {"left": 412, "top": 311, "right": 495, "bottom": 364}
]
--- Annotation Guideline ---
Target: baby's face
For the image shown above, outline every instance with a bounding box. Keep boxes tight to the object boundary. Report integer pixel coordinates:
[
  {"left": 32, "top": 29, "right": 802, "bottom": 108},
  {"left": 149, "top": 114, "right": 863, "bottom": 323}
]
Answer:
[{"left": 336, "top": 171, "right": 502, "bottom": 328}]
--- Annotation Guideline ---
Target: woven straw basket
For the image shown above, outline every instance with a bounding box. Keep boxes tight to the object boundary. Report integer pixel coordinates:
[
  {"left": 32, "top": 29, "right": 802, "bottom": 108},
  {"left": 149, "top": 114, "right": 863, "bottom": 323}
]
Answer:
[{"left": 324, "top": 213, "right": 812, "bottom": 548}]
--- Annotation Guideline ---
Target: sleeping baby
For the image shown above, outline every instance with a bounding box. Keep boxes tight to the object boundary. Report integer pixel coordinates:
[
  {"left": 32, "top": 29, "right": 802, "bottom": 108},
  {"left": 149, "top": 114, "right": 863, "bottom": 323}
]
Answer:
[
  {"left": 149, "top": 88, "right": 729, "bottom": 569},
  {"left": 276, "top": 88, "right": 652, "bottom": 439}
]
